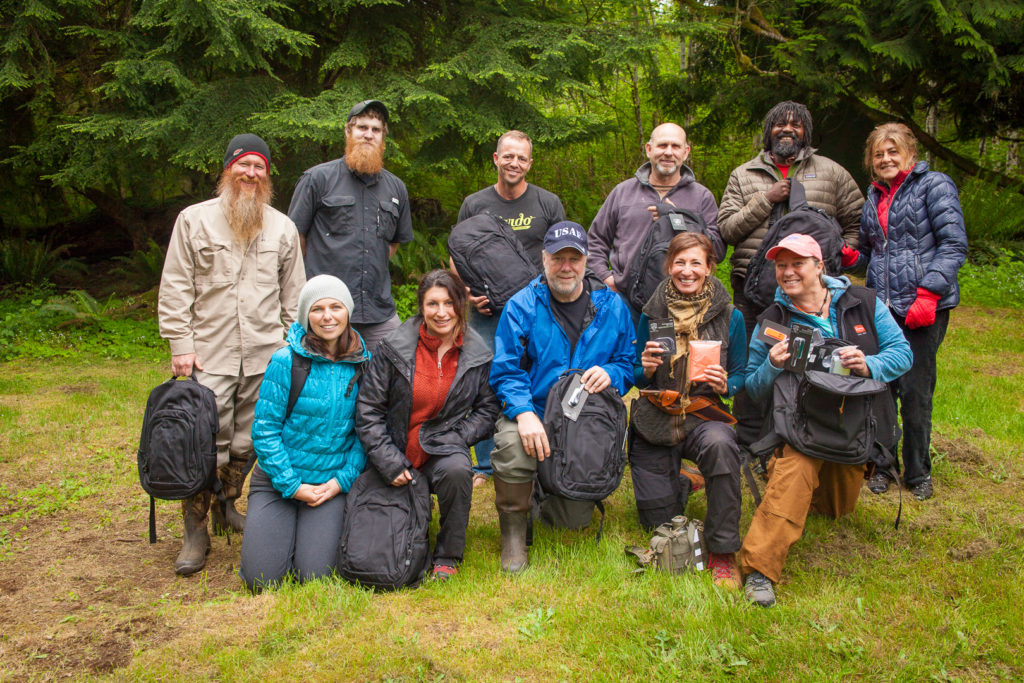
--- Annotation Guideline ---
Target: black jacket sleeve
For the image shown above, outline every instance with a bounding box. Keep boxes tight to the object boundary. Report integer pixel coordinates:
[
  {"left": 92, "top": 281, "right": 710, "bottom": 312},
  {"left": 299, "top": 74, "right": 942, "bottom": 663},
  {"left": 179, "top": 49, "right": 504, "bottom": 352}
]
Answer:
[{"left": 355, "top": 353, "right": 412, "bottom": 483}]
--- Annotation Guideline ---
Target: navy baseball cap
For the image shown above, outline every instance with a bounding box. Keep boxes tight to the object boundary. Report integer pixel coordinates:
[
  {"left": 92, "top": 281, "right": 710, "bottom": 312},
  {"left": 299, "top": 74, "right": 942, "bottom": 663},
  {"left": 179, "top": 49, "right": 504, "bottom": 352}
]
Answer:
[
  {"left": 347, "top": 99, "right": 389, "bottom": 124},
  {"left": 544, "top": 221, "right": 588, "bottom": 256}
]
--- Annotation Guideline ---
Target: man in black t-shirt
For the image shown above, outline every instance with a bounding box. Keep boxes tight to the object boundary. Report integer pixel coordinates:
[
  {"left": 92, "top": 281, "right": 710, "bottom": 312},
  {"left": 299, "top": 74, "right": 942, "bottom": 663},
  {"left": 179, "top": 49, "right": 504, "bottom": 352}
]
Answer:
[{"left": 454, "top": 130, "right": 565, "bottom": 485}]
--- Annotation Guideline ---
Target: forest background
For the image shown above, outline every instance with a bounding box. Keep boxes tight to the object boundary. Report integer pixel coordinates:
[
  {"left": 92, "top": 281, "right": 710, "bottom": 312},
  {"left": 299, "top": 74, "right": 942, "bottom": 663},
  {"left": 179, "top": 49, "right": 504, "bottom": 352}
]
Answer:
[
  {"left": 2, "top": 0, "right": 1024, "bottom": 285},
  {"left": 1, "top": 0, "right": 1024, "bottom": 680}
]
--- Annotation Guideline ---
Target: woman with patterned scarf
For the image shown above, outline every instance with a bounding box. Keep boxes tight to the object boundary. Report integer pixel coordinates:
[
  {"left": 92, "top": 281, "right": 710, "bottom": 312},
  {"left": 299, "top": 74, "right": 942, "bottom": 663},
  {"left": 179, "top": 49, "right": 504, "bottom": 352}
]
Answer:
[{"left": 631, "top": 232, "right": 748, "bottom": 589}]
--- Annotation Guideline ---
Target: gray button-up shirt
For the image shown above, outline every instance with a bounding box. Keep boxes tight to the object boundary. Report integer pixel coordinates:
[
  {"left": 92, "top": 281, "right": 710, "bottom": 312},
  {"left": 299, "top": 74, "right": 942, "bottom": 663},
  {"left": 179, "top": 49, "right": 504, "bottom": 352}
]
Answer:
[{"left": 288, "top": 157, "right": 414, "bottom": 324}]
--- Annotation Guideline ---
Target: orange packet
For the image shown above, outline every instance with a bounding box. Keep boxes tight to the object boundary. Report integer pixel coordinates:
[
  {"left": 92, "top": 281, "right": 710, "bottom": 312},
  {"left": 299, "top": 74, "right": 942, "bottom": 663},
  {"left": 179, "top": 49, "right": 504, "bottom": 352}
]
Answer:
[{"left": 688, "top": 340, "right": 721, "bottom": 382}]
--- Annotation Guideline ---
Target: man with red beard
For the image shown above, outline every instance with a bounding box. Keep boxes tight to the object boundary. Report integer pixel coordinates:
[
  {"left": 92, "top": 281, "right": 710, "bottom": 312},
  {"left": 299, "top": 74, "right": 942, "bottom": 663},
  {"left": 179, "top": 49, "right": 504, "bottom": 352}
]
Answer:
[
  {"left": 288, "top": 100, "right": 414, "bottom": 351},
  {"left": 159, "top": 134, "right": 305, "bottom": 576}
]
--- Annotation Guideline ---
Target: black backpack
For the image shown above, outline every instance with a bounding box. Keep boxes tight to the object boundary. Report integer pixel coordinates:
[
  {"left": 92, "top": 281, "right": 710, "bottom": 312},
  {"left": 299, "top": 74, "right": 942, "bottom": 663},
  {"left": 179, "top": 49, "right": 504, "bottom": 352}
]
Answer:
[
  {"left": 137, "top": 375, "right": 220, "bottom": 543},
  {"left": 336, "top": 466, "right": 431, "bottom": 590},
  {"left": 624, "top": 206, "right": 707, "bottom": 312},
  {"left": 743, "top": 179, "right": 844, "bottom": 310},
  {"left": 539, "top": 371, "right": 628, "bottom": 536},
  {"left": 448, "top": 213, "right": 539, "bottom": 314}
]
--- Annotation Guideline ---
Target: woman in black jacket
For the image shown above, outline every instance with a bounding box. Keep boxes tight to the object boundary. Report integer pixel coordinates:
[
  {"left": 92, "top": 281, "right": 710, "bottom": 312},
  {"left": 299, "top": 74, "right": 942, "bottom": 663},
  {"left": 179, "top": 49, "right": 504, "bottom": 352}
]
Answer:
[{"left": 356, "top": 269, "right": 500, "bottom": 580}]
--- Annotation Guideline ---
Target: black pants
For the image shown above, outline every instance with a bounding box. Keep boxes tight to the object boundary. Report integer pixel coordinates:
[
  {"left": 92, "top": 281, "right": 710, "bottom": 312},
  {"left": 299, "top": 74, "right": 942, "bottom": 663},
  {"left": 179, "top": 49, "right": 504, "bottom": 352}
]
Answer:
[
  {"left": 629, "top": 420, "right": 742, "bottom": 554},
  {"left": 892, "top": 308, "right": 949, "bottom": 487},
  {"left": 419, "top": 453, "right": 473, "bottom": 565},
  {"left": 730, "top": 272, "right": 768, "bottom": 449}
]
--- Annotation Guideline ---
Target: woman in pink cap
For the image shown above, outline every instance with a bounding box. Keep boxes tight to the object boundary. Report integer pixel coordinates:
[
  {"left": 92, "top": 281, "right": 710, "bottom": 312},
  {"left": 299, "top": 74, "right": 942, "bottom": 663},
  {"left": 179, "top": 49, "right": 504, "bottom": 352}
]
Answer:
[{"left": 737, "top": 233, "right": 912, "bottom": 607}]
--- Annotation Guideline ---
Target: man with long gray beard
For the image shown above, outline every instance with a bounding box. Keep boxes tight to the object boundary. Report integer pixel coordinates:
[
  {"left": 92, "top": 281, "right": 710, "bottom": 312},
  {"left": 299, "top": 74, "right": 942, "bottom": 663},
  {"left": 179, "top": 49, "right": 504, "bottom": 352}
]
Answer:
[
  {"left": 288, "top": 99, "right": 414, "bottom": 350},
  {"left": 159, "top": 134, "right": 305, "bottom": 576}
]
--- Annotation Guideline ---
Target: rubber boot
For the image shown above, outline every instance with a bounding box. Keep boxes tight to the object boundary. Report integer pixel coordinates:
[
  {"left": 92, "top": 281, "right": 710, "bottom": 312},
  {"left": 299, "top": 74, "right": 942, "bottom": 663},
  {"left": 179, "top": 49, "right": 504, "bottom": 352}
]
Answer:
[
  {"left": 175, "top": 492, "right": 212, "bottom": 576},
  {"left": 211, "top": 459, "right": 247, "bottom": 534},
  {"left": 494, "top": 477, "right": 533, "bottom": 573},
  {"left": 210, "top": 497, "right": 246, "bottom": 535}
]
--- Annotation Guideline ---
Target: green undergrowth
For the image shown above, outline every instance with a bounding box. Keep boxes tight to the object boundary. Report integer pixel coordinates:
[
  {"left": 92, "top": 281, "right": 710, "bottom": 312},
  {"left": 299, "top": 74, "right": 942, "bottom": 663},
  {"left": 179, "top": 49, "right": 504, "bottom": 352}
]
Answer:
[{"left": 0, "top": 286, "right": 164, "bottom": 362}]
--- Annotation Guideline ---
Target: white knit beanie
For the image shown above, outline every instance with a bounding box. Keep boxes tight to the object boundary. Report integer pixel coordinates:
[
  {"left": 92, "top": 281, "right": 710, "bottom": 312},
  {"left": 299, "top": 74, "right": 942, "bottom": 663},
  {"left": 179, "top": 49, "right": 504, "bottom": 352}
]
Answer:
[{"left": 298, "top": 275, "right": 355, "bottom": 331}]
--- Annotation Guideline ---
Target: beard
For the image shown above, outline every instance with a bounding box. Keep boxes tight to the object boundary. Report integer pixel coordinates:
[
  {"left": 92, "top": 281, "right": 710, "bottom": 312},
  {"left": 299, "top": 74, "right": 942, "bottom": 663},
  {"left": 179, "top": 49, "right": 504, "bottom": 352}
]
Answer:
[
  {"left": 546, "top": 269, "right": 584, "bottom": 301},
  {"left": 345, "top": 134, "right": 385, "bottom": 175},
  {"left": 770, "top": 134, "right": 803, "bottom": 161},
  {"left": 216, "top": 170, "right": 272, "bottom": 244}
]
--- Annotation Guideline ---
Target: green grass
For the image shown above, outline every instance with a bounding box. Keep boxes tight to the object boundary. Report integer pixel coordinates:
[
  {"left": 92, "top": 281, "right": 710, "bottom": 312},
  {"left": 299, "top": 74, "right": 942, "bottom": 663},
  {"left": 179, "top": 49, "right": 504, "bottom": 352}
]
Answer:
[{"left": 0, "top": 280, "right": 1022, "bottom": 680}]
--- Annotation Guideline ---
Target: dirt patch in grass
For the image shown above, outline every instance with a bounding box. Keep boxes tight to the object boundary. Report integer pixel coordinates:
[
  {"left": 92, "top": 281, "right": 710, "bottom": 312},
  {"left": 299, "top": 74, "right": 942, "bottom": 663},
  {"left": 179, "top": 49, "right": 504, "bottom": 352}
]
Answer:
[
  {"left": 948, "top": 538, "right": 998, "bottom": 561},
  {"left": 0, "top": 497, "right": 245, "bottom": 679},
  {"left": 933, "top": 434, "right": 988, "bottom": 470},
  {"left": 58, "top": 382, "right": 99, "bottom": 395}
]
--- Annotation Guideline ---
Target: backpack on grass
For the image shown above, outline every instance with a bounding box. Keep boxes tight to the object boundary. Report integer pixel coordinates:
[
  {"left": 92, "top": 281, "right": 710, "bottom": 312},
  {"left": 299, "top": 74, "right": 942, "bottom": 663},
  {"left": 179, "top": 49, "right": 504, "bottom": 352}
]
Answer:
[
  {"left": 137, "top": 375, "right": 219, "bottom": 543},
  {"left": 336, "top": 467, "right": 431, "bottom": 590},
  {"left": 624, "top": 206, "right": 707, "bottom": 312},
  {"left": 743, "top": 179, "right": 844, "bottom": 310},
  {"left": 447, "top": 213, "right": 539, "bottom": 314},
  {"left": 625, "top": 515, "right": 707, "bottom": 574}
]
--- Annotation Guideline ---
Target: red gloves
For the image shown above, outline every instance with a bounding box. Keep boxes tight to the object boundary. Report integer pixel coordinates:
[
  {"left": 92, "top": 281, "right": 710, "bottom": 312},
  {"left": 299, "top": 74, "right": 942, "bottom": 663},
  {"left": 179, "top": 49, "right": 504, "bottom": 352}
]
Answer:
[
  {"left": 905, "top": 288, "right": 940, "bottom": 329},
  {"left": 841, "top": 244, "right": 860, "bottom": 268}
]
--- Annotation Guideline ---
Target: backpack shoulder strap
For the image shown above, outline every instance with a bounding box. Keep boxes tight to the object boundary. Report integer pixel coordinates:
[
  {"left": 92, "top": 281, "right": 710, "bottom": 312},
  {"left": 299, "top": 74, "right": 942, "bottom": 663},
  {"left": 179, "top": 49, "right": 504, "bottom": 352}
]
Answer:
[
  {"left": 286, "top": 351, "right": 313, "bottom": 420},
  {"left": 788, "top": 177, "right": 808, "bottom": 210}
]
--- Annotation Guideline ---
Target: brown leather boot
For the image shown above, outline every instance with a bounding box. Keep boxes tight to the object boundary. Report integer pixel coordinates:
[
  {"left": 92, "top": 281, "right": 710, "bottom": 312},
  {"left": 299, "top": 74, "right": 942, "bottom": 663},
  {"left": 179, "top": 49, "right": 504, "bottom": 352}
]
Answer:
[
  {"left": 175, "top": 492, "right": 212, "bottom": 576},
  {"left": 211, "top": 460, "right": 247, "bottom": 534},
  {"left": 494, "top": 477, "right": 533, "bottom": 573}
]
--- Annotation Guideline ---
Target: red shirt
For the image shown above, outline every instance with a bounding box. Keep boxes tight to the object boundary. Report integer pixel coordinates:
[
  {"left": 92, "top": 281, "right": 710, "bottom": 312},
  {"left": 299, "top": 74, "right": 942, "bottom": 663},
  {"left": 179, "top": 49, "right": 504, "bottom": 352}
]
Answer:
[
  {"left": 872, "top": 169, "right": 910, "bottom": 236},
  {"left": 776, "top": 164, "right": 790, "bottom": 179},
  {"left": 405, "top": 324, "right": 462, "bottom": 469}
]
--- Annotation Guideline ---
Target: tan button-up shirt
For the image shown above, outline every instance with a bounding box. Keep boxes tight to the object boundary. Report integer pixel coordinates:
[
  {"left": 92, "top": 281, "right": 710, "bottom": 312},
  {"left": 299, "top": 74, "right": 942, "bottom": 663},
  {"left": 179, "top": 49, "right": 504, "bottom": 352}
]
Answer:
[{"left": 159, "top": 197, "right": 306, "bottom": 376}]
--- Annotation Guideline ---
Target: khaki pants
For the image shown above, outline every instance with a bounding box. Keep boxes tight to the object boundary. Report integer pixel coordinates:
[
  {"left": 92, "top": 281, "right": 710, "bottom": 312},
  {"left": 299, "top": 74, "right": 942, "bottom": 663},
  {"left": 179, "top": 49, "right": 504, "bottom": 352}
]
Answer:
[
  {"left": 194, "top": 370, "right": 263, "bottom": 497},
  {"left": 739, "top": 444, "right": 865, "bottom": 584}
]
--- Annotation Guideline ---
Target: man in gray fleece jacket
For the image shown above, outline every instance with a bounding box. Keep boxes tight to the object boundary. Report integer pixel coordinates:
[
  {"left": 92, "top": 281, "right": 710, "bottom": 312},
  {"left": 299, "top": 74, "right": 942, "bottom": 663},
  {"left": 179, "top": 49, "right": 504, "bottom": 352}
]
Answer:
[{"left": 587, "top": 123, "right": 724, "bottom": 321}]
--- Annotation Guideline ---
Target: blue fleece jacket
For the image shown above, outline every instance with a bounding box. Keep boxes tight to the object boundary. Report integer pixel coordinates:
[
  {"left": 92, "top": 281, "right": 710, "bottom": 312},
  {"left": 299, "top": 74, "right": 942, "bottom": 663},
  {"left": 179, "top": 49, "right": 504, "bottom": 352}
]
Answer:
[
  {"left": 490, "top": 275, "right": 636, "bottom": 419},
  {"left": 251, "top": 323, "right": 369, "bottom": 498},
  {"left": 745, "top": 276, "right": 912, "bottom": 402}
]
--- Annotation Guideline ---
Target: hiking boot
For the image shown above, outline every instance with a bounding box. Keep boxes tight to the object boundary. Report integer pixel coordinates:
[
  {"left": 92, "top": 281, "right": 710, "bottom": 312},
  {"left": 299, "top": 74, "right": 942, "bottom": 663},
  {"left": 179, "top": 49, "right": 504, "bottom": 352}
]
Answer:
[
  {"left": 431, "top": 564, "right": 458, "bottom": 581},
  {"left": 910, "top": 477, "right": 933, "bottom": 501},
  {"left": 494, "top": 477, "right": 532, "bottom": 573},
  {"left": 866, "top": 471, "right": 893, "bottom": 495},
  {"left": 743, "top": 570, "right": 776, "bottom": 607},
  {"left": 708, "top": 552, "right": 741, "bottom": 590},
  {"left": 175, "top": 492, "right": 212, "bottom": 576},
  {"left": 210, "top": 497, "right": 246, "bottom": 535}
]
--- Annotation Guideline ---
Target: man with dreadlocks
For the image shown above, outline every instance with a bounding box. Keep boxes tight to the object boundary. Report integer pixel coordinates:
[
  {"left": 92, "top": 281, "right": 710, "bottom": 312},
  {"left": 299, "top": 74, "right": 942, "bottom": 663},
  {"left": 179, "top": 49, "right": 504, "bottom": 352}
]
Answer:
[
  {"left": 718, "top": 101, "right": 863, "bottom": 452},
  {"left": 159, "top": 133, "right": 306, "bottom": 576}
]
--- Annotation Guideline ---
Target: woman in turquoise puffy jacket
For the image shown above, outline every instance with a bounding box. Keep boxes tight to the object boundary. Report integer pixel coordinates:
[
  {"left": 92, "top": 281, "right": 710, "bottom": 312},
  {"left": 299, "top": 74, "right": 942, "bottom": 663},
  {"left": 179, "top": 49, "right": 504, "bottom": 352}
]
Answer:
[{"left": 240, "top": 275, "right": 369, "bottom": 590}]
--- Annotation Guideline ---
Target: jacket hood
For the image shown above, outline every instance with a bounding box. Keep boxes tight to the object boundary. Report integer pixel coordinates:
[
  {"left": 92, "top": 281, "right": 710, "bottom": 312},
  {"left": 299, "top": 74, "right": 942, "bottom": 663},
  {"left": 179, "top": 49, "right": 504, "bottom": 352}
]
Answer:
[
  {"left": 634, "top": 161, "right": 696, "bottom": 189},
  {"left": 286, "top": 321, "right": 369, "bottom": 364}
]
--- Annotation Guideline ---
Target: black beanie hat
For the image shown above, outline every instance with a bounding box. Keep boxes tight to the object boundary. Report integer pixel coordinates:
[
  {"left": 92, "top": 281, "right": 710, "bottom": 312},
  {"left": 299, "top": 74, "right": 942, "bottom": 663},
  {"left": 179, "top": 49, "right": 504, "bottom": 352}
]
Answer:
[{"left": 223, "top": 134, "right": 271, "bottom": 169}]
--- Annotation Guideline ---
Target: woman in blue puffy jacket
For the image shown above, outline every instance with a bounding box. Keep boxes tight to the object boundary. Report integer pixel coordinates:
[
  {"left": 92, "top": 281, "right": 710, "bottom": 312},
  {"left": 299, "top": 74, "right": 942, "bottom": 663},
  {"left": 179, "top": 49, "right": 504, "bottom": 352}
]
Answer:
[
  {"left": 843, "top": 122, "right": 968, "bottom": 500},
  {"left": 240, "top": 275, "right": 369, "bottom": 590}
]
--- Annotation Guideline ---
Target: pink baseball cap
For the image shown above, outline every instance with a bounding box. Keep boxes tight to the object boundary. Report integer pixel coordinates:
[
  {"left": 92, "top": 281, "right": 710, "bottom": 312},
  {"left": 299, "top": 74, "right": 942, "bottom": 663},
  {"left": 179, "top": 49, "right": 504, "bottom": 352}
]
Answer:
[{"left": 766, "top": 233, "right": 823, "bottom": 261}]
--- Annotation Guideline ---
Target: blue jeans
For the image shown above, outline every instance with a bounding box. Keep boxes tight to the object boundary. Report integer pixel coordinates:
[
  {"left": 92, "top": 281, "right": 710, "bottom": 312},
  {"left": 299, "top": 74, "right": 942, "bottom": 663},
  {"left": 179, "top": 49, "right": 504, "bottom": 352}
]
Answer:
[{"left": 468, "top": 308, "right": 499, "bottom": 476}]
